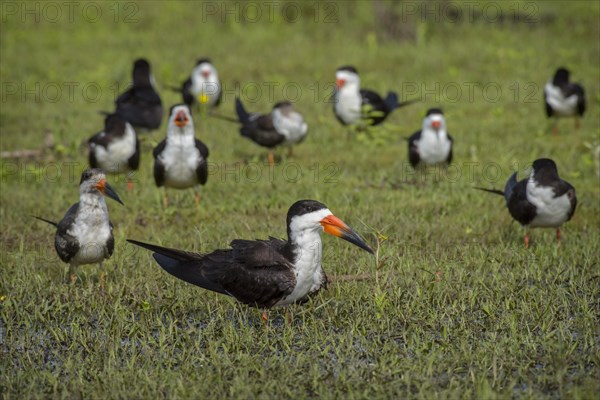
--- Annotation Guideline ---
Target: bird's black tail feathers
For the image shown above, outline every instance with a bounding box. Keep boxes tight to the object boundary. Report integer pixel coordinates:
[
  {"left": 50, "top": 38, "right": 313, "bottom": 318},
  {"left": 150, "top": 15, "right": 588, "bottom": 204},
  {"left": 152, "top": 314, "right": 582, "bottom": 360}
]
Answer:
[
  {"left": 473, "top": 187, "right": 504, "bottom": 196},
  {"left": 235, "top": 97, "right": 250, "bottom": 124},
  {"left": 32, "top": 216, "right": 57, "bottom": 227}
]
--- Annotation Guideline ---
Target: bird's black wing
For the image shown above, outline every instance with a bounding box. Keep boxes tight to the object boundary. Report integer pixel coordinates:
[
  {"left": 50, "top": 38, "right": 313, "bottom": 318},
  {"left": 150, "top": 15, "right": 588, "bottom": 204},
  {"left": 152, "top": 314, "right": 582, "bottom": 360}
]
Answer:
[
  {"left": 241, "top": 114, "right": 284, "bottom": 148},
  {"left": 407, "top": 130, "right": 422, "bottom": 168},
  {"left": 127, "top": 238, "right": 296, "bottom": 308},
  {"left": 55, "top": 203, "right": 80, "bottom": 263},
  {"left": 153, "top": 138, "right": 167, "bottom": 187},
  {"left": 447, "top": 133, "right": 453, "bottom": 164},
  {"left": 116, "top": 87, "right": 163, "bottom": 130},
  {"left": 564, "top": 83, "right": 586, "bottom": 116},
  {"left": 506, "top": 179, "right": 536, "bottom": 226},
  {"left": 195, "top": 139, "right": 209, "bottom": 185},
  {"left": 360, "top": 89, "right": 389, "bottom": 125},
  {"left": 182, "top": 78, "right": 194, "bottom": 107},
  {"left": 128, "top": 134, "right": 141, "bottom": 170}
]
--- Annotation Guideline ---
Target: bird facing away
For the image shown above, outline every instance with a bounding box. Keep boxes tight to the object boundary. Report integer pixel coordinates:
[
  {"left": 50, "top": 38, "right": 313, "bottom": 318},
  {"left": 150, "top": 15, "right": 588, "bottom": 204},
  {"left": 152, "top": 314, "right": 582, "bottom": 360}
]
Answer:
[
  {"left": 408, "top": 108, "right": 453, "bottom": 169},
  {"left": 115, "top": 58, "right": 163, "bottom": 131},
  {"left": 475, "top": 158, "right": 577, "bottom": 248},
  {"left": 235, "top": 97, "right": 308, "bottom": 165},
  {"left": 544, "top": 67, "right": 586, "bottom": 134},
  {"left": 181, "top": 58, "right": 221, "bottom": 109},
  {"left": 333, "top": 66, "right": 417, "bottom": 126},
  {"left": 88, "top": 113, "right": 140, "bottom": 191},
  {"left": 34, "top": 169, "right": 124, "bottom": 288},
  {"left": 153, "top": 104, "right": 209, "bottom": 207},
  {"left": 127, "top": 200, "right": 373, "bottom": 316}
]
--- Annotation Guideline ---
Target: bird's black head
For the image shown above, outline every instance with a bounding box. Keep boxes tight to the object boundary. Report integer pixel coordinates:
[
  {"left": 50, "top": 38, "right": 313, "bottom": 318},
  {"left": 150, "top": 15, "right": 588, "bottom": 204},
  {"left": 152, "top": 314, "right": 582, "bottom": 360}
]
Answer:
[
  {"left": 104, "top": 113, "right": 127, "bottom": 133},
  {"left": 196, "top": 58, "right": 212, "bottom": 66},
  {"left": 273, "top": 101, "right": 292, "bottom": 110},
  {"left": 425, "top": 108, "right": 444, "bottom": 116},
  {"left": 286, "top": 199, "right": 374, "bottom": 254},
  {"left": 553, "top": 67, "right": 570, "bottom": 86},
  {"left": 286, "top": 200, "right": 328, "bottom": 227},
  {"left": 133, "top": 59, "right": 152, "bottom": 86},
  {"left": 78, "top": 168, "right": 124, "bottom": 205},
  {"left": 337, "top": 65, "right": 358, "bottom": 74},
  {"left": 531, "top": 158, "right": 560, "bottom": 184}
]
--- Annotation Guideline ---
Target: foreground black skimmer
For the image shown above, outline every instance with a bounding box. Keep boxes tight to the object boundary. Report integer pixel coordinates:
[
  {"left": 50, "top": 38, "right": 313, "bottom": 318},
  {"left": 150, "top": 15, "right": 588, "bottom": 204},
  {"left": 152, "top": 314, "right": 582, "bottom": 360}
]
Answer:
[
  {"left": 88, "top": 113, "right": 140, "bottom": 191},
  {"left": 180, "top": 58, "right": 221, "bottom": 109},
  {"left": 476, "top": 158, "right": 577, "bottom": 248},
  {"left": 115, "top": 58, "right": 163, "bottom": 131},
  {"left": 128, "top": 200, "right": 373, "bottom": 317},
  {"left": 234, "top": 97, "right": 308, "bottom": 165},
  {"left": 544, "top": 67, "right": 586, "bottom": 134},
  {"left": 334, "top": 66, "right": 417, "bottom": 126},
  {"left": 153, "top": 104, "right": 209, "bottom": 207},
  {"left": 408, "top": 108, "right": 453, "bottom": 168},
  {"left": 34, "top": 169, "right": 124, "bottom": 288}
]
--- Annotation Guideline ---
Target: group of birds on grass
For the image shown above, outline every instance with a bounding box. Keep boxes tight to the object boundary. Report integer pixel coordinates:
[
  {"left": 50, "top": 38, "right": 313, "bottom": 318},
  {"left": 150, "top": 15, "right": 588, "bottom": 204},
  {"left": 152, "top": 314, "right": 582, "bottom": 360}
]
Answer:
[{"left": 34, "top": 57, "right": 586, "bottom": 316}]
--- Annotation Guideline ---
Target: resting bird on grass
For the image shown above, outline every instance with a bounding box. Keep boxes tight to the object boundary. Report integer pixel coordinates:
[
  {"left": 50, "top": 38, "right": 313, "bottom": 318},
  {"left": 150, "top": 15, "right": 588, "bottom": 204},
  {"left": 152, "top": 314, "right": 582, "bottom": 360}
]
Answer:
[
  {"left": 153, "top": 104, "right": 209, "bottom": 208},
  {"left": 127, "top": 199, "right": 373, "bottom": 320},
  {"left": 115, "top": 58, "right": 163, "bottom": 131},
  {"left": 333, "top": 65, "right": 417, "bottom": 126},
  {"left": 179, "top": 58, "right": 221, "bottom": 109},
  {"left": 475, "top": 158, "right": 577, "bottom": 248},
  {"left": 233, "top": 97, "right": 308, "bottom": 165},
  {"left": 408, "top": 108, "right": 453, "bottom": 169},
  {"left": 34, "top": 169, "right": 124, "bottom": 288},
  {"left": 88, "top": 113, "right": 140, "bottom": 192},
  {"left": 544, "top": 67, "right": 586, "bottom": 134}
]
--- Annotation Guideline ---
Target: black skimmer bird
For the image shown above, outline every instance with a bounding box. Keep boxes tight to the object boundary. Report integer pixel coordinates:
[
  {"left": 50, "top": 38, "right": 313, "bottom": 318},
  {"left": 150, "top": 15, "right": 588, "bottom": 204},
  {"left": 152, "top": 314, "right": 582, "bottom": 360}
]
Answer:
[
  {"left": 33, "top": 169, "right": 124, "bottom": 288},
  {"left": 408, "top": 108, "right": 453, "bottom": 168},
  {"left": 88, "top": 113, "right": 140, "bottom": 191},
  {"left": 333, "top": 66, "right": 417, "bottom": 126},
  {"left": 475, "top": 158, "right": 577, "bottom": 248},
  {"left": 115, "top": 58, "right": 163, "bottom": 131},
  {"left": 153, "top": 104, "right": 209, "bottom": 207},
  {"left": 544, "top": 67, "right": 586, "bottom": 134},
  {"left": 127, "top": 200, "right": 373, "bottom": 318},
  {"left": 180, "top": 58, "right": 221, "bottom": 109},
  {"left": 234, "top": 97, "right": 308, "bottom": 165}
]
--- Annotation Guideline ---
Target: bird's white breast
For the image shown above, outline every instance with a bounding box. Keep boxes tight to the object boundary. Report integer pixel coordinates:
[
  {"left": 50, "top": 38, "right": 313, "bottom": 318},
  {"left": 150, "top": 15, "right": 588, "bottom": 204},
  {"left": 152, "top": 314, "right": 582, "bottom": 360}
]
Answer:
[
  {"left": 544, "top": 82, "right": 578, "bottom": 117},
  {"left": 92, "top": 124, "right": 136, "bottom": 173},
  {"left": 68, "top": 195, "right": 112, "bottom": 264},
  {"left": 273, "top": 110, "right": 307, "bottom": 145},
  {"left": 416, "top": 129, "right": 451, "bottom": 165},
  {"left": 159, "top": 132, "right": 202, "bottom": 189},
  {"left": 335, "top": 87, "right": 362, "bottom": 125},
  {"left": 526, "top": 178, "right": 572, "bottom": 227}
]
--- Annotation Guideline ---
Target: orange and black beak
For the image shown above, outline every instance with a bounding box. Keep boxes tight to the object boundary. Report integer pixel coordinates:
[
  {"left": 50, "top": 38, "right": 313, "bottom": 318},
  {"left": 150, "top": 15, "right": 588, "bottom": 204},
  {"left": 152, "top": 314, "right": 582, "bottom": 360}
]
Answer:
[
  {"left": 336, "top": 79, "right": 345, "bottom": 89},
  {"left": 431, "top": 120, "right": 441, "bottom": 130},
  {"left": 96, "top": 179, "right": 124, "bottom": 205},
  {"left": 320, "top": 215, "right": 373, "bottom": 254},
  {"left": 174, "top": 110, "right": 189, "bottom": 127},
  {"left": 201, "top": 70, "right": 210, "bottom": 79}
]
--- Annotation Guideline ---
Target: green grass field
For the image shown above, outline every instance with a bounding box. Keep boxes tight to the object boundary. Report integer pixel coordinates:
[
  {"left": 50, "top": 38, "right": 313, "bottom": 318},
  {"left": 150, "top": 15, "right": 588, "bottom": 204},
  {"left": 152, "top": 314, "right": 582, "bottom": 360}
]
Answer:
[{"left": 1, "top": 1, "right": 599, "bottom": 398}]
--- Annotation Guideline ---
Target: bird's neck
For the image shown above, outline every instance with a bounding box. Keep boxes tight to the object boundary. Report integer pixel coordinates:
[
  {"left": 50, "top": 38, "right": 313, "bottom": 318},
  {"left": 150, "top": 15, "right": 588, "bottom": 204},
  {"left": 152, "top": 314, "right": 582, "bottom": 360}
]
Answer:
[
  {"left": 78, "top": 192, "right": 109, "bottom": 220},
  {"left": 288, "top": 228, "right": 323, "bottom": 271}
]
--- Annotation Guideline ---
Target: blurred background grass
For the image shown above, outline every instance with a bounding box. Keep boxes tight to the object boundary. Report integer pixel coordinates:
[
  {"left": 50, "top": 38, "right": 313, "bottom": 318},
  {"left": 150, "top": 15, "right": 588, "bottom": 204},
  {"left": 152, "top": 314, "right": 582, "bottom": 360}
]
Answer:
[{"left": 1, "top": 1, "right": 599, "bottom": 398}]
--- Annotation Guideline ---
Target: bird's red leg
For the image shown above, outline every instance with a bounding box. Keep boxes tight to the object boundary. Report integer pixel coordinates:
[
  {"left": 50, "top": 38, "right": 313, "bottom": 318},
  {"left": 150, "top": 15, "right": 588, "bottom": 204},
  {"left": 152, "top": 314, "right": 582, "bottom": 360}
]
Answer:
[
  {"left": 524, "top": 232, "right": 530, "bottom": 249},
  {"left": 575, "top": 118, "right": 580, "bottom": 130},
  {"left": 163, "top": 191, "right": 169, "bottom": 208},
  {"left": 287, "top": 147, "right": 293, "bottom": 158},
  {"left": 194, "top": 191, "right": 200, "bottom": 208},
  {"left": 268, "top": 152, "right": 275, "bottom": 167},
  {"left": 552, "top": 125, "right": 558, "bottom": 136},
  {"left": 261, "top": 310, "right": 268, "bottom": 322},
  {"left": 127, "top": 178, "right": 134, "bottom": 193},
  {"left": 556, "top": 228, "right": 561, "bottom": 243},
  {"left": 69, "top": 264, "right": 76, "bottom": 285},
  {"left": 100, "top": 271, "right": 105, "bottom": 291}
]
